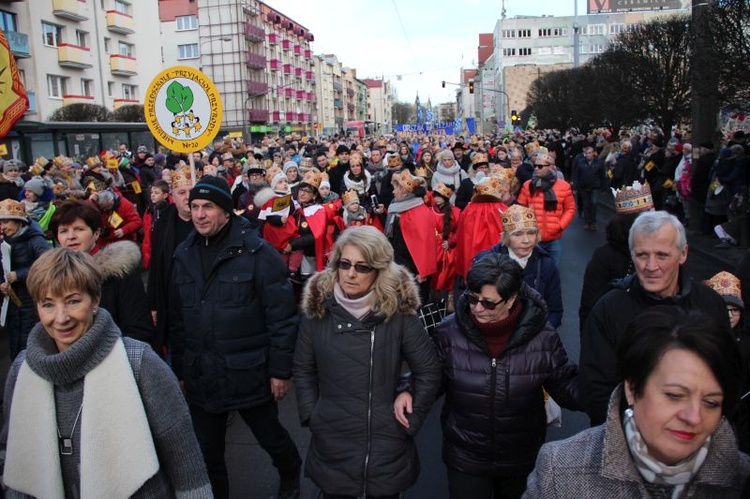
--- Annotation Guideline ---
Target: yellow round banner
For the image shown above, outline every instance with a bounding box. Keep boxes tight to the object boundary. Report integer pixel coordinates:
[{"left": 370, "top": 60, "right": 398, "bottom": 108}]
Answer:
[{"left": 144, "top": 66, "right": 223, "bottom": 153}]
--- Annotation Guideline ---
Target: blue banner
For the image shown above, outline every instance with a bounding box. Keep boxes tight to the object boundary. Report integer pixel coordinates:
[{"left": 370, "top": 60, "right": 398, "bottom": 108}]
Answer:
[{"left": 395, "top": 122, "right": 456, "bottom": 135}]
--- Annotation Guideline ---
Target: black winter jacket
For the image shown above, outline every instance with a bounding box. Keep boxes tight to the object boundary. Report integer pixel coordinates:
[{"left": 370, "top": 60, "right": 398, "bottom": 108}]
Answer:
[
  {"left": 580, "top": 271, "right": 730, "bottom": 426},
  {"left": 294, "top": 268, "right": 441, "bottom": 497},
  {"left": 572, "top": 154, "right": 606, "bottom": 190},
  {"left": 170, "top": 216, "right": 299, "bottom": 413},
  {"left": 434, "top": 284, "right": 581, "bottom": 478},
  {"left": 578, "top": 242, "right": 633, "bottom": 332}
]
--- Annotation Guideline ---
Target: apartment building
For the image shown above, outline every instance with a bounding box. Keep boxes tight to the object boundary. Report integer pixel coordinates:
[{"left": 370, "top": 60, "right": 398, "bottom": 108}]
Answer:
[
  {"left": 362, "top": 78, "right": 393, "bottom": 134},
  {"left": 2, "top": 0, "right": 160, "bottom": 121}
]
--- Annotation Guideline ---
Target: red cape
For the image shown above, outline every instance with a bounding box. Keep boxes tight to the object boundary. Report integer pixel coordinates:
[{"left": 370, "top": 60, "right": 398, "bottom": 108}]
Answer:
[
  {"left": 260, "top": 198, "right": 298, "bottom": 251},
  {"left": 400, "top": 204, "right": 438, "bottom": 277},
  {"left": 454, "top": 196, "right": 507, "bottom": 278},
  {"left": 301, "top": 204, "right": 330, "bottom": 271}
]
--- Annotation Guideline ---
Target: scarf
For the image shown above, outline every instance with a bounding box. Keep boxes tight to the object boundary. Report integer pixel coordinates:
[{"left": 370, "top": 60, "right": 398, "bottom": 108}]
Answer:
[
  {"left": 530, "top": 172, "right": 558, "bottom": 211},
  {"left": 344, "top": 206, "right": 367, "bottom": 225},
  {"left": 508, "top": 247, "right": 532, "bottom": 269},
  {"left": 5, "top": 311, "right": 159, "bottom": 498},
  {"left": 343, "top": 170, "right": 371, "bottom": 194},
  {"left": 384, "top": 194, "right": 425, "bottom": 238},
  {"left": 333, "top": 282, "right": 375, "bottom": 320},
  {"left": 623, "top": 407, "right": 710, "bottom": 499}
]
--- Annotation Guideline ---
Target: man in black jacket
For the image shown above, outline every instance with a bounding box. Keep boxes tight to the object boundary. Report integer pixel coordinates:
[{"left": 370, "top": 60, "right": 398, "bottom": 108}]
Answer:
[
  {"left": 579, "top": 210, "right": 730, "bottom": 426},
  {"left": 169, "top": 176, "right": 301, "bottom": 499}
]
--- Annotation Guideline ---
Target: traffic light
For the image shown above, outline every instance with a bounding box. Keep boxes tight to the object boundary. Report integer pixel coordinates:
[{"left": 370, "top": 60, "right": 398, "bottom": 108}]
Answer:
[
  {"left": 441, "top": 81, "right": 445, "bottom": 88},
  {"left": 511, "top": 110, "right": 518, "bottom": 123},
  {"left": 468, "top": 79, "right": 474, "bottom": 94}
]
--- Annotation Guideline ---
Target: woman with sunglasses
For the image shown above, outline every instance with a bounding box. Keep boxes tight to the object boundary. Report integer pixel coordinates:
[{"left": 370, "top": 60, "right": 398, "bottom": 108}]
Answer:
[
  {"left": 294, "top": 226, "right": 441, "bottom": 499},
  {"left": 397, "top": 253, "right": 581, "bottom": 498}
]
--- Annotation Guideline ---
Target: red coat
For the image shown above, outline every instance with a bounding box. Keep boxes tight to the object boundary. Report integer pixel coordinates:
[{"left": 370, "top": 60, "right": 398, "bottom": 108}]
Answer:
[
  {"left": 431, "top": 203, "right": 461, "bottom": 291},
  {"left": 299, "top": 204, "right": 332, "bottom": 272},
  {"left": 259, "top": 197, "right": 299, "bottom": 251},
  {"left": 94, "top": 195, "right": 142, "bottom": 252},
  {"left": 399, "top": 203, "right": 438, "bottom": 278},
  {"left": 516, "top": 178, "right": 576, "bottom": 242},
  {"left": 454, "top": 195, "right": 507, "bottom": 278}
]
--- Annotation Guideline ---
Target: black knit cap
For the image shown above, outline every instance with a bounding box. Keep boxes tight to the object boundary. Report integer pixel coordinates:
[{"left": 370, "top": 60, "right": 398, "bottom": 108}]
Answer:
[{"left": 189, "top": 175, "right": 233, "bottom": 214}]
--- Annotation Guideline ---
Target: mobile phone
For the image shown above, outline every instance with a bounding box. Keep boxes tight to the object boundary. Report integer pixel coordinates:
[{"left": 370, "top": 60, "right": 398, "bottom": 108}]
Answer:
[{"left": 371, "top": 194, "right": 379, "bottom": 207}]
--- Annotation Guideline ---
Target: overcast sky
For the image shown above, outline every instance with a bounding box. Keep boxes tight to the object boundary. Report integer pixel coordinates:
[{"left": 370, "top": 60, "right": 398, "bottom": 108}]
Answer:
[{"left": 263, "top": 0, "right": 588, "bottom": 105}]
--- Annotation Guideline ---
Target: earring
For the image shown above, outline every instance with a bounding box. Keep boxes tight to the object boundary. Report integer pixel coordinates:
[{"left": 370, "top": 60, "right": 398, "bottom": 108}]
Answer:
[
  {"left": 93, "top": 307, "right": 99, "bottom": 315},
  {"left": 624, "top": 406, "right": 634, "bottom": 419}
]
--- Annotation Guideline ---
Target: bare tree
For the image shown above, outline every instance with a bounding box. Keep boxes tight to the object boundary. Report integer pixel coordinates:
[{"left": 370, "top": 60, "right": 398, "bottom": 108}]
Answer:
[{"left": 708, "top": 0, "right": 750, "bottom": 107}]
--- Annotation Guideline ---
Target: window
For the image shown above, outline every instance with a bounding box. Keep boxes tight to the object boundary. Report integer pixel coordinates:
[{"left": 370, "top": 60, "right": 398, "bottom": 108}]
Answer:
[
  {"left": 118, "top": 41, "right": 133, "bottom": 57},
  {"left": 178, "top": 43, "right": 199, "bottom": 59},
  {"left": 518, "top": 29, "right": 531, "bottom": 38},
  {"left": 582, "top": 24, "right": 605, "bottom": 36},
  {"left": 114, "top": 1, "right": 129, "bottom": 14},
  {"left": 75, "top": 30, "right": 88, "bottom": 48},
  {"left": 107, "top": 81, "right": 114, "bottom": 97},
  {"left": 176, "top": 15, "right": 198, "bottom": 31},
  {"left": 122, "top": 84, "right": 137, "bottom": 100},
  {"left": 42, "top": 22, "right": 62, "bottom": 47},
  {"left": 81, "top": 79, "right": 94, "bottom": 97},
  {"left": 0, "top": 10, "right": 17, "bottom": 32},
  {"left": 610, "top": 24, "right": 635, "bottom": 35},
  {"left": 103, "top": 37, "right": 110, "bottom": 54},
  {"left": 519, "top": 47, "right": 532, "bottom": 56},
  {"left": 502, "top": 29, "right": 515, "bottom": 38},
  {"left": 47, "top": 75, "right": 67, "bottom": 99},
  {"left": 590, "top": 44, "right": 605, "bottom": 53},
  {"left": 539, "top": 27, "right": 567, "bottom": 37},
  {"left": 502, "top": 48, "right": 516, "bottom": 56}
]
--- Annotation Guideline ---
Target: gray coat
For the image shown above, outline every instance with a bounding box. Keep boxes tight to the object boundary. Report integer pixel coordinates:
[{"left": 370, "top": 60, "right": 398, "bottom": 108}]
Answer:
[{"left": 523, "top": 386, "right": 750, "bottom": 498}]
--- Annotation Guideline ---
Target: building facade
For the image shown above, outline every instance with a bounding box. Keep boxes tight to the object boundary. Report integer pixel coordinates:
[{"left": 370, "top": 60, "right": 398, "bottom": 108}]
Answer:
[{"left": 362, "top": 78, "right": 393, "bottom": 134}]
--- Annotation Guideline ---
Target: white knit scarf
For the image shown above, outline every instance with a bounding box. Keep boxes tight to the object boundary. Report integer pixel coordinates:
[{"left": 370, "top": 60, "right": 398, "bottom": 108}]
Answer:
[
  {"left": 4, "top": 340, "right": 159, "bottom": 499},
  {"left": 623, "top": 408, "right": 710, "bottom": 499}
]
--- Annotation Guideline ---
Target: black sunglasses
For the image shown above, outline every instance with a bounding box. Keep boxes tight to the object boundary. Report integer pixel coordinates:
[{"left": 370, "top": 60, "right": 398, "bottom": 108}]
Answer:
[
  {"left": 463, "top": 290, "right": 505, "bottom": 310},
  {"left": 534, "top": 163, "right": 552, "bottom": 169},
  {"left": 336, "top": 260, "right": 376, "bottom": 274}
]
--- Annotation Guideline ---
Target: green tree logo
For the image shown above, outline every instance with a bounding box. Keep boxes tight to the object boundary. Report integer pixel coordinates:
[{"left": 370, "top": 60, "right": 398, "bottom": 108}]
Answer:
[{"left": 165, "top": 81, "right": 202, "bottom": 137}]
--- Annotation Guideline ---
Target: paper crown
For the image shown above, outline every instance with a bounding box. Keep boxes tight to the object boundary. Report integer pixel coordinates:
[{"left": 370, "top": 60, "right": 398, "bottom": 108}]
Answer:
[
  {"left": 433, "top": 182, "right": 454, "bottom": 200},
  {"left": 474, "top": 176, "right": 506, "bottom": 198},
  {"left": 704, "top": 271, "right": 744, "bottom": 309},
  {"left": 265, "top": 165, "right": 281, "bottom": 185},
  {"left": 35, "top": 156, "right": 48, "bottom": 168},
  {"left": 387, "top": 154, "right": 402, "bottom": 168},
  {"left": 491, "top": 165, "right": 515, "bottom": 181},
  {"left": 472, "top": 153, "right": 489, "bottom": 166},
  {"left": 300, "top": 170, "right": 322, "bottom": 190},
  {"left": 342, "top": 189, "right": 360, "bottom": 206},
  {"left": 533, "top": 149, "right": 553, "bottom": 165},
  {"left": 85, "top": 156, "right": 102, "bottom": 169},
  {"left": 0, "top": 199, "right": 26, "bottom": 222},
  {"left": 53, "top": 155, "right": 73, "bottom": 169},
  {"left": 391, "top": 170, "right": 423, "bottom": 193},
  {"left": 612, "top": 181, "right": 654, "bottom": 214},
  {"left": 414, "top": 166, "right": 429, "bottom": 179},
  {"left": 524, "top": 141, "right": 540, "bottom": 154},
  {"left": 106, "top": 158, "right": 119, "bottom": 170},
  {"left": 171, "top": 166, "right": 193, "bottom": 189},
  {"left": 501, "top": 204, "right": 537, "bottom": 233},
  {"left": 83, "top": 175, "right": 107, "bottom": 194}
]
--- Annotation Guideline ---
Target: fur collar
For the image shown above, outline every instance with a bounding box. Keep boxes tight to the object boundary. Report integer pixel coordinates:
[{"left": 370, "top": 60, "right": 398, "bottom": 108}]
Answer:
[
  {"left": 93, "top": 240, "right": 141, "bottom": 281},
  {"left": 301, "top": 265, "right": 420, "bottom": 320}
]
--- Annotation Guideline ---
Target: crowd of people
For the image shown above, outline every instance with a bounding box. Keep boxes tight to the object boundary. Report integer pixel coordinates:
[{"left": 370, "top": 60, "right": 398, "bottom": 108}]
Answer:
[{"left": 0, "top": 126, "right": 748, "bottom": 498}]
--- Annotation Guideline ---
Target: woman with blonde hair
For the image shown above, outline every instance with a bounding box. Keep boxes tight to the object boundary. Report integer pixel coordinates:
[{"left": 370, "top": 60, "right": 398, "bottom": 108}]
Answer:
[{"left": 294, "top": 226, "right": 441, "bottom": 498}]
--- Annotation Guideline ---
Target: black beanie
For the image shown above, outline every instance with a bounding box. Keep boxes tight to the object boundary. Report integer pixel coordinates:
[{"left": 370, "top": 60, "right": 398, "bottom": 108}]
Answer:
[{"left": 189, "top": 176, "right": 234, "bottom": 214}]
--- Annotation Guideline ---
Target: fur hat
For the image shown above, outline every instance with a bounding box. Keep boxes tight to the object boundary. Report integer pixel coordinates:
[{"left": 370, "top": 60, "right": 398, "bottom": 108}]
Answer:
[
  {"left": 171, "top": 166, "right": 193, "bottom": 190},
  {"left": 705, "top": 271, "right": 744, "bottom": 310},
  {"left": 0, "top": 199, "right": 27, "bottom": 222},
  {"left": 391, "top": 170, "right": 423, "bottom": 193},
  {"left": 501, "top": 204, "right": 537, "bottom": 234},
  {"left": 189, "top": 176, "right": 233, "bottom": 214}
]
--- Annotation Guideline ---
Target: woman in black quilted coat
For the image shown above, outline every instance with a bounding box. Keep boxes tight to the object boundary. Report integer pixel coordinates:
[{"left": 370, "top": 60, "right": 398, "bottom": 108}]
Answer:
[
  {"left": 293, "top": 226, "right": 441, "bottom": 499},
  {"left": 423, "top": 254, "right": 581, "bottom": 498}
]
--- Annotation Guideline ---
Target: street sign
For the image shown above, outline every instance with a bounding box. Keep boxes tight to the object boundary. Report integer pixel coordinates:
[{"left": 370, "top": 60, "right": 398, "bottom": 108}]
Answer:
[{"left": 144, "top": 66, "right": 223, "bottom": 153}]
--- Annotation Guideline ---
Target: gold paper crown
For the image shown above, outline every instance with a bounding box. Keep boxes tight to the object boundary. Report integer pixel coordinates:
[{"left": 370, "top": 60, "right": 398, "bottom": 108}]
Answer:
[
  {"left": 85, "top": 156, "right": 102, "bottom": 169},
  {"left": 35, "top": 156, "right": 48, "bottom": 168},
  {"left": 705, "top": 271, "right": 742, "bottom": 299},
  {"left": 301, "top": 170, "right": 322, "bottom": 190},
  {"left": 612, "top": 181, "right": 654, "bottom": 214},
  {"left": 524, "top": 141, "right": 540, "bottom": 154},
  {"left": 501, "top": 204, "right": 537, "bottom": 233},
  {"left": 106, "top": 158, "right": 120, "bottom": 170},
  {"left": 0, "top": 199, "right": 26, "bottom": 221},
  {"left": 474, "top": 176, "right": 505, "bottom": 198},
  {"left": 53, "top": 155, "right": 73, "bottom": 169},
  {"left": 471, "top": 153, "right": 489, "bottom": 166},
  {"left": 414, "top": 166, "right": 429, "bottom": 178},
  {"left": 433, "top": 182, "right": 454, "bottom": 200},
  {"left": 533, "top": 150, "right": 552, "bottom": 165},
  {"left": 391, "top": 170, "right": 422, "bottom": 193},
  {"left": 265, "top": 165, "right": 281, "bottom": 185},
  {"left": 387, "top": 154, "right": 402, "bottom": 168},
  {"left": 172, "top": 166, "right": 193, "bottom": 189},
  {"left": 342, "top": 189, "right": 360, "bottom": 206},
  {"left": 83, "top": 175, "right": 107, "bottom": 194},
  {"left": 490, "top": 165, "right": 514, "bottom": 181}
]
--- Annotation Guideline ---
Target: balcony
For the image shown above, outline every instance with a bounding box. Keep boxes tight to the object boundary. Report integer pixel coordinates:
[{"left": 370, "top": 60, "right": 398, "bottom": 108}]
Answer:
[
  {"left": 248, "top": 108, "right": 269, "bottom": 122},
  {"left": 332, "top": 82, "right": 343, "bottom": 92},
  {"left": 281, "top": 39, "right": 291, "bottom": 51},
  {"left": 269, "top": 58, "right": 281, "bottom": 70},
  {"left": 246, "top": 52, "right": 266, "bottom": 69},
  {"left": 62, "top": 94, "right": 95, "bottom": 106},
  {"left": 346, "top": 88, "right": 354, "bottom": 97},
  {"left": 333, "top": 99, "right": 343, "bottom": 109},
  {"left": 113, "top": 98, "right": 139, "bottom": 110},
  {"left": 293, "top": 44, "right": 301, "bottom": 56},
  {"left": 52, "top": 0, "right": 88, "bottom": 21},
  {"left": 244, "top": 23, "right": 264, "bottom": 42},
  {"left": 285, "top": 111, "right": 296, "bottom": 122},
  {"left": 282, "top": 63, "right": 291, "bottom": 75},
  {"left": 106, "top": 10, "right": 134, "bottom": 34},
  {"left": 57, "top": 43, "right": 92, "bottom": 69},
  {"left": 5, "top": 31, "right": 30, "bottom": 58},
  {"left": 304, "top": 49, "right": 312, "bottom": 59},
  {"left": 306, "top": 91, "right": 314, "bottom": 101},
  {"left": 295, "top": 90, "right": 305, "bottom": 100},
  {"left": 25, "top": 91, "right": 36, "bottom": 114},
  {"left": 110, "top": 54, "right": 137, "bottom": 76},
  {"left": 272, "top": 111, "right": 281, "bottom": 122},
  {"left": 284, "top": 87, "right": 293, "bottom": 98},
  {"left": 294, "top": 67, "right": 302, "bottom": 78},
  {"left": 305, "top": 70, "right": 314, "bottom": 80},
  {"left": 247, "top": 80, "right": 268, "bottom": 95},
  {"left": 268, "top": 33, "right": 279, "bottom": 45}
]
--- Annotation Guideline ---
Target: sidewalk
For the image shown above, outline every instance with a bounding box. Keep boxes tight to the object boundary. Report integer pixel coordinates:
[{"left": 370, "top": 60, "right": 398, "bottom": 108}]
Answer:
[{"left": 598, "top": 195, "right": 746, "bottom": 273}]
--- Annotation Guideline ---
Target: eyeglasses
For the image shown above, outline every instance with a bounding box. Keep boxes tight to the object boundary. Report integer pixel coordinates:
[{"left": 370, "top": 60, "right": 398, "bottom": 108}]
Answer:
[
  {"left": 534, "top": 163, "right": 552, "bottom": 169},
  {"left": 463, "top": 291, "right": 505, "bottom": 310},
  {"left": 728, "top": 307, "right": 742, "bottom": 315},
  {"left": 336, "top": 260, "right": 376, "bottom": 274},
  {"left": 298, "top": 187, "right": 314, "bottom": 194}
]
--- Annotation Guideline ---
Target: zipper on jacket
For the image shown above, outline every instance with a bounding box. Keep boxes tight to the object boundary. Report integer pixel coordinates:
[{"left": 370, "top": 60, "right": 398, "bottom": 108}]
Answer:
[
  {"left": 490, "top": 358, "right": 497, "bottom": 453},
  {"left": 362, "top": 327, "right": 376, "bottom": 495},
  {"left": 505, "top": 367, "right": 510, "bottom": 408}
]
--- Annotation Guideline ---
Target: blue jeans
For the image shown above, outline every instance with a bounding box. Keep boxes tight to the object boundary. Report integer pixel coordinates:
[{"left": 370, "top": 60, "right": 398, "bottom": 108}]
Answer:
[{"left": 539, "top": 239, "right": 562, "bottom": 267}]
